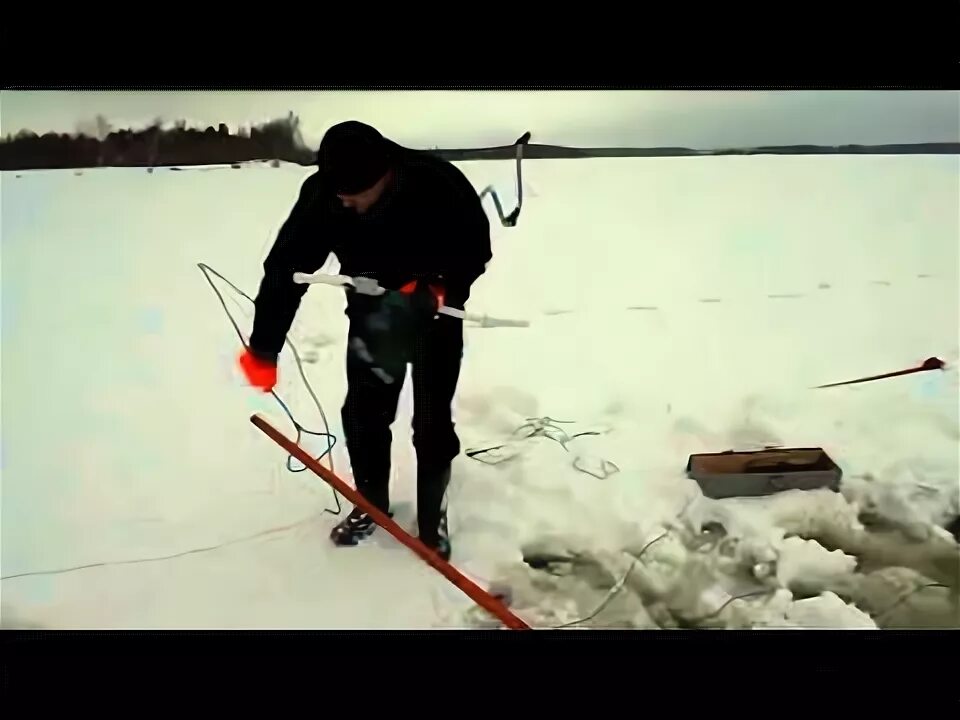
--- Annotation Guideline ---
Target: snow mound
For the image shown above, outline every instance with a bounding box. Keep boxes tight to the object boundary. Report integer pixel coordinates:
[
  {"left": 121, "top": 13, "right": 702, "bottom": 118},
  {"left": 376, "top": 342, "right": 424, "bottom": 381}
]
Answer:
[
  {"left": 843, "top": 459, "right": 960, "bottom": 540},
  {"left": 784, "top": 592, "right": 877, "bottom": 629}
]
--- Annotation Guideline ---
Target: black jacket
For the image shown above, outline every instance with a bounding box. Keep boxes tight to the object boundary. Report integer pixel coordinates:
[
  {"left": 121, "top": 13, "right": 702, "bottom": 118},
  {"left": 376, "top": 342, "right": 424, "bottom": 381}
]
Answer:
[{"left": 248, "top": 143, "right": 492, "bottom": 362}]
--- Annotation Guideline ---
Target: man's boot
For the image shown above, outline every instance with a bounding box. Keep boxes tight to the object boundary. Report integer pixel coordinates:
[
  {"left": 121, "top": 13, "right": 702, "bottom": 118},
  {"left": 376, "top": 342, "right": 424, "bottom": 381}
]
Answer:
[
  {"left": 417, "top": 463, "right": 452, "bottom": 561},
  {"left": 330, "top": 466, "right": 391, "bottom": 548},
  {"left": 330, "top": 507, "right": 381, "bottom": 546}
]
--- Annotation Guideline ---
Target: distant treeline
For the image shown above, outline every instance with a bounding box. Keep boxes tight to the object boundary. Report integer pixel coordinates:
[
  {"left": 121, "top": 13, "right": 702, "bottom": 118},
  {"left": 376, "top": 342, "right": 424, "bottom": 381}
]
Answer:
[
  {"left": 0, "top": 113, "right": 315, "bottom": 171},
  {"left": 1, "top": 112, "right": 958, "bottom": 171}
]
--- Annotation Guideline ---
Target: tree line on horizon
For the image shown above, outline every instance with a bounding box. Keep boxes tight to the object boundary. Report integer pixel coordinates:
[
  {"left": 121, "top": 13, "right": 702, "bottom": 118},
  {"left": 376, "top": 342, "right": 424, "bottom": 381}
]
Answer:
[
  {"left": 0, "top": 112, "right": 317, "bottom": 171},
  {"left": 3, "top": 113, "right": 958, "bottom": 172}
]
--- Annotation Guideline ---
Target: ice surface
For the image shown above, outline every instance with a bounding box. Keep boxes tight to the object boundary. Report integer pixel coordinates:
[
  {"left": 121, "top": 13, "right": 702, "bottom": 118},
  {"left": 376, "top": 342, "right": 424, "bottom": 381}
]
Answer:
[{"left": 2, "top": 155, "right": 958, "bottom": 629}]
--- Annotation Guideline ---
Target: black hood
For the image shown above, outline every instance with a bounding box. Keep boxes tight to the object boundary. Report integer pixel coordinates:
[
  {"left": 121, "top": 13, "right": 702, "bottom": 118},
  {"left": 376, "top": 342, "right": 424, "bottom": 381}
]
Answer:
[{"left": 316, "top": 121, "right": 393, "bottom": 194}]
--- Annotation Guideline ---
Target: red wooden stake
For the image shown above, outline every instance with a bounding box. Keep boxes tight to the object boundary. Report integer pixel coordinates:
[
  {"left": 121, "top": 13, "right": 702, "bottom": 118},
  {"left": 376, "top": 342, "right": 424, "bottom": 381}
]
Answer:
[
  {"left": 249, "top": 413, "right": 531, "bottom": 630},
  {"left": 815, "top": 357, "right": 946, "bottom": 389}
]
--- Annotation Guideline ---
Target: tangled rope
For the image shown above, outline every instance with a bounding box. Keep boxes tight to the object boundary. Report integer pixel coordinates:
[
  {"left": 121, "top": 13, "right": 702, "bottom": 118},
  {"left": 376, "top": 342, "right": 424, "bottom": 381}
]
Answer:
[
  {"left": 466, "top": 416, "right": 621, "bottom": 480},
  {"left": 197, "top": 263, "right": 341, "bottom": 510}
]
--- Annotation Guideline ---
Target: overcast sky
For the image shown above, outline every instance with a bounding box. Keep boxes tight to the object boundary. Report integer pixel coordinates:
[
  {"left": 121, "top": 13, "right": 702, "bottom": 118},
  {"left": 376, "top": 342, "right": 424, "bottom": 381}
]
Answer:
[{"left": 2, "top": 90, "right": 957, "bottom": 149}]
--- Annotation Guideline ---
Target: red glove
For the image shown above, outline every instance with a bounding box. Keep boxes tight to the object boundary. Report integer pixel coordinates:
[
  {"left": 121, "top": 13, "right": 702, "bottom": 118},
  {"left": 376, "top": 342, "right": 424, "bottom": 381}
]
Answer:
[{"left": 238, "top": 349, "right": 277, "bottom": 392}]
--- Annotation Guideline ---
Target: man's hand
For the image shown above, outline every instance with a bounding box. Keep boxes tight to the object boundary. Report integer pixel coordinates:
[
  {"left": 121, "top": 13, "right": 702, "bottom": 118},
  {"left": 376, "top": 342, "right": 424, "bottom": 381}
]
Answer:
[
  {"left": 398, "top": 279, "right": 445, "bottom": 315},
  {"left": 239, "top": 349, "right": 278, "bottom": 392},
  {"left": 347, "top": 278, "right": 447, "bottom": 384}
]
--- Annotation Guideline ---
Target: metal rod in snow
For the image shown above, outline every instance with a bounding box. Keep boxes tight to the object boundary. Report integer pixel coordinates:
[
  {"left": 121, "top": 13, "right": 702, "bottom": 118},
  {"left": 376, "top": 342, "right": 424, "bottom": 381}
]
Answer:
[{"left": 480, "top": 131, "right": 531, "bottom": 228}]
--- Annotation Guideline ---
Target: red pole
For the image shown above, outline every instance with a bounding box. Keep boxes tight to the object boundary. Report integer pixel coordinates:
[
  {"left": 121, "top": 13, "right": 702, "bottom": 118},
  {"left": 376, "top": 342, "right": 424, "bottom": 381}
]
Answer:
[
  {"left": 249, "top": 413, "right": 531, "bottom": 630},
  {"left": 814, "top": 357, "right": 946, "bottom": 389}
]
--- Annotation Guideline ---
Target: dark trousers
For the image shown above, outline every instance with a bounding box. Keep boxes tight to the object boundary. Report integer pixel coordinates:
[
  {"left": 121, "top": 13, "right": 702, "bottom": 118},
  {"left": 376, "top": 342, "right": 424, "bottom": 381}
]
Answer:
[{"left": 341, "top": 314, "right": 463, "bottom": 539}]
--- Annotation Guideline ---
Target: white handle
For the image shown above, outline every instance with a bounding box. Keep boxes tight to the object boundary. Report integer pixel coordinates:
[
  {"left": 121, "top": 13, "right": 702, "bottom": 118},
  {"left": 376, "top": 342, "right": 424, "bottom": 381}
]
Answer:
[
  {"left": 293, "top": 271, "right": 354, "bottom": 288},
  {"left": 292, "top": 271, "right": 530, "bottom": 328},
  {"left": 440, "top": 307, "right": 529, "bottom": 328}
]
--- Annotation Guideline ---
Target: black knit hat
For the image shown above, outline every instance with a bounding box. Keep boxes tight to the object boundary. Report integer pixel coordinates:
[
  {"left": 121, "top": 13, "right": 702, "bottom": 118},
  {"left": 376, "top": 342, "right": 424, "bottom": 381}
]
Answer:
[{"left": 317, "top": 121, "right": 391, "bottom": 194}]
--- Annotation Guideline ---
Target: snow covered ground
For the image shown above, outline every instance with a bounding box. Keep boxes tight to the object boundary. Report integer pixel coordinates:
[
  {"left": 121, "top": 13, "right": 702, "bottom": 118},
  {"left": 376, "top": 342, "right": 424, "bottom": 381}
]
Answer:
[{"left": 2, "top": 155, "right": 958, "bottom": 629}]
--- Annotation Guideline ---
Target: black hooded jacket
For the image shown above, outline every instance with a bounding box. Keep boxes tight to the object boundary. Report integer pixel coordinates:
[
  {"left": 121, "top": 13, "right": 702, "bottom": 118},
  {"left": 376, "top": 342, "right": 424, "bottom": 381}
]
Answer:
[{"left": 248, "top": 143, "right": 492, "bottom": 362}]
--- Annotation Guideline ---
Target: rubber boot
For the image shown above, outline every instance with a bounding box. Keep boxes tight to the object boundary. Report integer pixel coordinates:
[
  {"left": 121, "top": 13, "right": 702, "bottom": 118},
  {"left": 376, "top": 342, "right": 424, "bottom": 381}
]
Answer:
[{"left": 418, "top": 464, "right": 452, "bottom": 561}]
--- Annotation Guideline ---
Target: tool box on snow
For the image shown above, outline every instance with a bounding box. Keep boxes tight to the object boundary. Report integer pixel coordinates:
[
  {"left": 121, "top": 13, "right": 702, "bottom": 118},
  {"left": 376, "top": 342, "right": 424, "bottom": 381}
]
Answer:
[{"left": 686, "top": 447, "right": 842, "bottom": 499}]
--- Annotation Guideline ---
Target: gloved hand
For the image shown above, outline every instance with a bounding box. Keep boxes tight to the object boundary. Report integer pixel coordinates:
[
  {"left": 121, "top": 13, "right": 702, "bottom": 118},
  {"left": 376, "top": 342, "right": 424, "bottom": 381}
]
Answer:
[
  {"left": 398, "top": 278, "right": 445, "bottom": 314},
  {"left": 238, "top": 348, "right": 277, "bottom": 392},
  {"left": 349, "top": 279, "right": 446, "bottom": 384}
]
